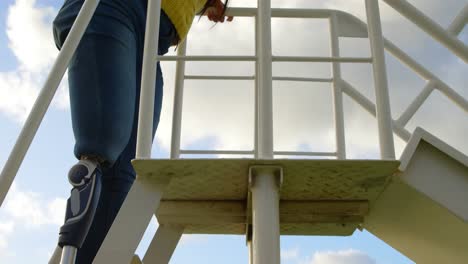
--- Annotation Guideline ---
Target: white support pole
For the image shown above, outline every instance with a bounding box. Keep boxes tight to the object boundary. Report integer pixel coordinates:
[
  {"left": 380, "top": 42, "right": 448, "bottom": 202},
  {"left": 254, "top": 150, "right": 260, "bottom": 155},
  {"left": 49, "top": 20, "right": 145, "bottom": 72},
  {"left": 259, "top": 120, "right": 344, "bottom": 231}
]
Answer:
[
  {"left": 252, "top": 1, "right": 280, "bottom": 264},
  {"left": 170, "top": 41, "right": 188, "bottom": 159},
  {"left": 329, "top": 13, "right": 346, "bottom": 160},
  {"left": 49, "top": 246, "right": 62, "bottom": 264},
  {"left": 256, "top": 1, "right": 274, "bottom": 159},
  {"left": 0, "top": 0, "right": 100, "bottom": 207},
  {"left": 143, "top": 225, "right": 184, "bottom": 263},
  {"left": 60, "top": 247, "right": 77, "bottom": 264},
  {"left": 250, "top": 167, "right": 281, "bottom": 264},
  {"left": 382, "top": 0, "right": 468, "bottom": 62},
  {"left": 248, "top": 240, "right": 254, "bottom": 264},
  {"left": 94, "top": 0, "right": 165, "bottom": 263},
  {"left": 365, "top": 0, "right": 396, "bottom": 160}
]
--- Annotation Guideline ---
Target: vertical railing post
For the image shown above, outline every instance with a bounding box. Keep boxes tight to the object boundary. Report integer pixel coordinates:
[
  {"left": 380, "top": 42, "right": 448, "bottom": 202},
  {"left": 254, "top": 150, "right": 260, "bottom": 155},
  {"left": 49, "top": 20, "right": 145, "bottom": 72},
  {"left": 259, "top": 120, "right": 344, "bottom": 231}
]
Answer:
[
  {"left": 329, "top": 13, "right": 346, "bottom": 160},
  {"left": 170, "top": 41, "right": 188, "bottom": 159},
  {"left": 135, "top": 0, "right": 162, "bottom": 159},
  {"left": 365, "top": 0, "right": 396, "bottom": 159},
  {"left": 251, "top": 1, "right": 281, "bottom": 264}
]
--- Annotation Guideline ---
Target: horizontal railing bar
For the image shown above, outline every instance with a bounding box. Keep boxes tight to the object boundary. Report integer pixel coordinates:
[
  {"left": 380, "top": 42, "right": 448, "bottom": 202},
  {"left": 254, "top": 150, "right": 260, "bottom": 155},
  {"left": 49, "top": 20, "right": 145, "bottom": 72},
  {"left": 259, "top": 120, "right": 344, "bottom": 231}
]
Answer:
[
  {"left": 274, "top": 77, "right": 333, "bottom": 82},
  {"left": 274, "top": 151, "right": 337, "bottom": 156},
  {"left": 185, "top": 75, "right": 255, "bottom": 80},
  {"left": 273, "top": 56, "right": 372, "bottom": 63},
  {"left": 184, "top": 75, "right": 333, "bottom": 83},
  {"left": 158, "top": 56, "right": 372, "bottom": 63},
  {"left": 157, "top": 55, "right": 256, "bottom": 62},
  {"left": 180, "top": 150, "right": 255, "bottom": 155},
  {"left": 225, "top": 8, "right": 336, "bottom": 18},
  {"left": 179, "top": 149, "right": 338, "bottom": 157}
]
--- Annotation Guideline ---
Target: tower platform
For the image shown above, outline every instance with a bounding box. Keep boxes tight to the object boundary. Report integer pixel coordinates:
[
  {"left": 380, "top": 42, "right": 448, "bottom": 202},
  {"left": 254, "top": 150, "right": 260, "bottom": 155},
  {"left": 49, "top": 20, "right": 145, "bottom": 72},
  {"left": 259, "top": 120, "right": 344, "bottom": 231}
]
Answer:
[{"left": 132, "top": 159, "right": 400, "bottom": 236}]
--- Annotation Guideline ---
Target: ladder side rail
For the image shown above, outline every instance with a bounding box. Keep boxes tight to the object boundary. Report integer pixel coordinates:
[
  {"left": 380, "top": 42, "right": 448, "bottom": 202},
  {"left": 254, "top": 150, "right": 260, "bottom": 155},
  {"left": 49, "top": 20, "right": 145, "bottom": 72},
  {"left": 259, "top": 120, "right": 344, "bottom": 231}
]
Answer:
[
  {"left": 0, "top": 0, "right": 101, "bottom": 207},
  {"left": 382, "top": 0, "right": 468, "bottom": 62}
]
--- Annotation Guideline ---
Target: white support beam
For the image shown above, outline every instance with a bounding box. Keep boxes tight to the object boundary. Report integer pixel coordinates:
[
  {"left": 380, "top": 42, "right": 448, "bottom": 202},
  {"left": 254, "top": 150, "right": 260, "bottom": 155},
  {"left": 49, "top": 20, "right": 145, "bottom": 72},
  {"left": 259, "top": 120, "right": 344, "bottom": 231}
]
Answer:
[
  {"left": 143, "top": 225, "right": 184, "bottom": 264},
  {"left": 94, "top": 180, "right": 169, "bottom": 264},
  {"left": 250, "top": 167, "right": 281, "bottom": 264},
  {"left": 254, "top": 0, "right": 280, "bottom": 263}
]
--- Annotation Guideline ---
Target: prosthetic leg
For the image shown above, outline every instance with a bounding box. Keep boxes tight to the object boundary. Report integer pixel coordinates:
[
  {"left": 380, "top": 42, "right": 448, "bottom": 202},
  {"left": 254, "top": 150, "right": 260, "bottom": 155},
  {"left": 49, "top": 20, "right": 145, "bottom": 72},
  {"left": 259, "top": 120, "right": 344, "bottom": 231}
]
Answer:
[{"left": 59, "top": 159, "right": 102, "bottom": 264}]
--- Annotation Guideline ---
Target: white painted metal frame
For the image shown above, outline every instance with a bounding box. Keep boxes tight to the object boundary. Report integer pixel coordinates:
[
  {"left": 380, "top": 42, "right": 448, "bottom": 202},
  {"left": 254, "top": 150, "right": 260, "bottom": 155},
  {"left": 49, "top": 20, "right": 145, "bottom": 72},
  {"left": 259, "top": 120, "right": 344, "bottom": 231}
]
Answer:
[{"left": 0, "top": 0, "right": 464, "bottom": 263}]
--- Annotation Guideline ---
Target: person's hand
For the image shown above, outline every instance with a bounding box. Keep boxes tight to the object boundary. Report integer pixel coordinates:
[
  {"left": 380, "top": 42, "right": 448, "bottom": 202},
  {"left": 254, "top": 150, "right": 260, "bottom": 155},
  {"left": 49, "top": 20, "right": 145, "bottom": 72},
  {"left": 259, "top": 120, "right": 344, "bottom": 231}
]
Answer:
[{"left": 206, "top": 0, "right": 233, "bottom": 23}]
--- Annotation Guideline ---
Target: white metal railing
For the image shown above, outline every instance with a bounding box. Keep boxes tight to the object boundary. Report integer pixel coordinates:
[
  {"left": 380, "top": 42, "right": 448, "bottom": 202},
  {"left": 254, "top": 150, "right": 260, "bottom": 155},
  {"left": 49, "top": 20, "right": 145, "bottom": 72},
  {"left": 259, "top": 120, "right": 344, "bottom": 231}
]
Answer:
[
  {"left": 167, "top": 6, "right": 467, "bottom": 161},
  {"left": 0, "top": 0, "right": 463, "bottom": 263},
  {"left": 2, "top": 1, "right": 467, "bottom": 208}
]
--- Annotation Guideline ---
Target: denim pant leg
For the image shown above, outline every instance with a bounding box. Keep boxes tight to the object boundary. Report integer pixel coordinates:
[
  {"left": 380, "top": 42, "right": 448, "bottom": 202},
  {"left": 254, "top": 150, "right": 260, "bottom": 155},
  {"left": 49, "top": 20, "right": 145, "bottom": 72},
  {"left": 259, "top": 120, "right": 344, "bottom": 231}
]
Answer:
[
  {"left": 67, "top": 19, "right": 137, "bottom": 164},
  {"left": 74, "top": 13, "right": 172, "bottom": 264},
  {"left": 75, "top": 64, "right": 164, "bottom": 263}
]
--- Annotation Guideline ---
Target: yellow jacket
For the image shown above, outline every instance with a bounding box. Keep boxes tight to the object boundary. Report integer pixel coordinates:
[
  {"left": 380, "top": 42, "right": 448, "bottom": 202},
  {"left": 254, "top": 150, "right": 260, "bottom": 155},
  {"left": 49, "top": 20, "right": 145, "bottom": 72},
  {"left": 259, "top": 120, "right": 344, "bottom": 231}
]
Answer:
[{"left": 162, "top": 0, "right": 208, "bottom": 41}]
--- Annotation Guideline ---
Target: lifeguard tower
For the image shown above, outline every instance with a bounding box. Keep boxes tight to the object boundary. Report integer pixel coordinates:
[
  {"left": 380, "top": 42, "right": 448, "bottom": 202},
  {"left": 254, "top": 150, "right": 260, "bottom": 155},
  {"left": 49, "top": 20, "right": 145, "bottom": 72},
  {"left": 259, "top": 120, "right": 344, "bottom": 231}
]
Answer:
[{"left": 0, "top": 0, "right": 467, "bottom": 263}]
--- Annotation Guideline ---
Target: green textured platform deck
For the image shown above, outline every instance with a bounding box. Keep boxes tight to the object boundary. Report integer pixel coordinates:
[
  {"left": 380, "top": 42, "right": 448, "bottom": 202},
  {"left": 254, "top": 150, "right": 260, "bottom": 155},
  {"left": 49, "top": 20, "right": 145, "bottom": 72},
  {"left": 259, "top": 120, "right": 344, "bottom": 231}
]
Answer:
[{"left": 132, "top": 159, "right": 400, "bottom": 236}]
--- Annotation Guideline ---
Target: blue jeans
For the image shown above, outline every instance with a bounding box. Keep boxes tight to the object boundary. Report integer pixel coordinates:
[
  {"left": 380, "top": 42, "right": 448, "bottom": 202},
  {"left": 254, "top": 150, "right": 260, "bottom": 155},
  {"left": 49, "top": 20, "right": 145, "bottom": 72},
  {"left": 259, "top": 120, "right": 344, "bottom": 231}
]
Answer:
[{"left": 53, "top": 0, "right": 176, "bottom": 262}]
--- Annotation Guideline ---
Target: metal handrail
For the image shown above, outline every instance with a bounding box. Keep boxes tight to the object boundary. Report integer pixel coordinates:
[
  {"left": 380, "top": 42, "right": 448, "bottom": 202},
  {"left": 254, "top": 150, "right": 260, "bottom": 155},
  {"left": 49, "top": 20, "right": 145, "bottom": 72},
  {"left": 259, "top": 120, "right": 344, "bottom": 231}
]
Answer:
[
  {"left": 1, "top": 2, "right": 466, "bottom": 213},
  {"left": 169, "top": 6, "right": 466, "bottom": 160}
]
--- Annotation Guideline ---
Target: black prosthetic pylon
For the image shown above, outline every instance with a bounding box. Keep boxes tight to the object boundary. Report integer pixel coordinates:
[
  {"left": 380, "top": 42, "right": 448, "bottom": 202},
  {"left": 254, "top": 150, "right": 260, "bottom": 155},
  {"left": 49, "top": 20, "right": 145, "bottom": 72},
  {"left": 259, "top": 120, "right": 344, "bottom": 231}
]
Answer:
[{"left": 59, "top": 159, "right": 102, "bottom": 249}]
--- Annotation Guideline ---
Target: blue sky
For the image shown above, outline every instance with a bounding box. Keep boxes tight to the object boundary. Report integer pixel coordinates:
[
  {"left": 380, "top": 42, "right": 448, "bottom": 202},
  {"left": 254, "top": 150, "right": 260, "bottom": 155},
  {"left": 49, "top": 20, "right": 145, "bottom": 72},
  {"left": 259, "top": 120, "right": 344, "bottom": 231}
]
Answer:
[{"left": 0, "top": 0, "right": 466, "bottom": 263}]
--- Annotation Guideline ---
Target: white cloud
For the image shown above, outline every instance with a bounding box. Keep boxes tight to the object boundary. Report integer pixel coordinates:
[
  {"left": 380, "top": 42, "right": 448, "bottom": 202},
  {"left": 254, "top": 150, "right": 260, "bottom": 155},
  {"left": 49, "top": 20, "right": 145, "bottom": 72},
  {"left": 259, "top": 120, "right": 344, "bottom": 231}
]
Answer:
[
  {"left": 0, "top": 183, "right": 65, "bottom": 261},
  {"left": 305, "top": 249, "right": 376, "bottom": 264},
  {"left": 3, "top": 183, "right": 66, "bottom": 228},
  {"left": 0, "top": 221, "right": 14, "bottom": 250},
  {"left": 179, "top": 234, "right": 210, "bottom": 245},
  {"left": 282, "top": 247, "right": 300, "bottom": 261},
  {"left": 6, "top": 0, "right": 57, "bottom": 72},
  {"left": 0, "top": 0, "right": 68, "bottom": 123}
]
